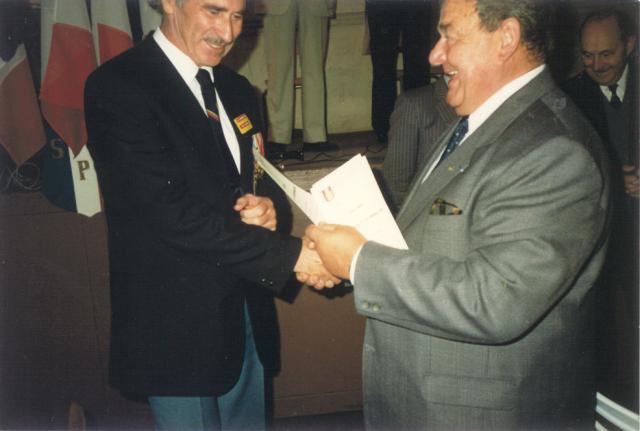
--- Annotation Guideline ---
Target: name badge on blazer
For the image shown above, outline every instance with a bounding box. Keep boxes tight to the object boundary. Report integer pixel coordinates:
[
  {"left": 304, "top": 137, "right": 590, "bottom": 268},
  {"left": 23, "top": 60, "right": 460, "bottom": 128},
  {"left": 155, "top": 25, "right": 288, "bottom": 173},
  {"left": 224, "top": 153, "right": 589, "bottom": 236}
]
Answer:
[
  {"left": 430, "top": 198, "right": 463, "bottom": 215},
  {"left": 233, "top": 114, "right": 253, "bottom": 134}
]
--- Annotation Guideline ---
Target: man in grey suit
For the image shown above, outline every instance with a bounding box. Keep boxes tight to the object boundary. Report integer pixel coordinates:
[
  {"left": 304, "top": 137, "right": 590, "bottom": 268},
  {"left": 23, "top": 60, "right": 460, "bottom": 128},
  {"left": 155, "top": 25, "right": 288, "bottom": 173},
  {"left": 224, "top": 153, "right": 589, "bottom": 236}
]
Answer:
[{"left": 303, "top": 0, "right": 611, "bottom": 428}]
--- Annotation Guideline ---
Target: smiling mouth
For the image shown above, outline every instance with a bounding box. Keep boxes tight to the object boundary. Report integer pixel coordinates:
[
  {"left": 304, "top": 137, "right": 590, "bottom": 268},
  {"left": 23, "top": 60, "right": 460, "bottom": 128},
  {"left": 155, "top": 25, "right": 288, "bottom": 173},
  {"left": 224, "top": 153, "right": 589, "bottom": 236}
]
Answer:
[
  {"left": 445, "top": 70, "right": 459, "bottom": 81},
  {"left": 204, "top": 38, "right": 228, "bottom": 50},
  {"left": 206, "top": 42, "right": 224, "bottom": 50}
]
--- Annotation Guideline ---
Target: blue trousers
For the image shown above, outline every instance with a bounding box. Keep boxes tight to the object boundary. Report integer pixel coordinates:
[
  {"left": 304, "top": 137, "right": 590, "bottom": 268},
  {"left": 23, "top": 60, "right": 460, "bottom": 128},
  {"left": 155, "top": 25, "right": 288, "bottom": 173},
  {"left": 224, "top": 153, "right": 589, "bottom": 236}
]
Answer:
[{"left": 149, "top": 305, "right": 265, "bottom": 430}]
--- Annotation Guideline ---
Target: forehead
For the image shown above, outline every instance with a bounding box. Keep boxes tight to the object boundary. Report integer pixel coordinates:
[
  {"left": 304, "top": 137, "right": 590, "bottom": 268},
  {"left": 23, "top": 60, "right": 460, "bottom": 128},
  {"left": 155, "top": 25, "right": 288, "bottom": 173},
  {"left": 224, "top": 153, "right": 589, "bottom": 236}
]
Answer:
[
  {"left": 187, "top": 0, "right": 246, "bottom": 12},
  {"left": 439, "top": 0, "right": 478, "bottom": 30},
  {"left": 581, "top": 17, "right": 622, "bottom": 49}
]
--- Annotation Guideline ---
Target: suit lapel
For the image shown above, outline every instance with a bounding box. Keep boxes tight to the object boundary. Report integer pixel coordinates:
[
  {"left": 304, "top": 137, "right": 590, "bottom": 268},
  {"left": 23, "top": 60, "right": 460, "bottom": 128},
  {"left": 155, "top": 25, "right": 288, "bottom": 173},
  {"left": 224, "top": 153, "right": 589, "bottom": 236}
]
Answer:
[
  {"left": 214, "top": 67, "right": 255, "bottom": 190},
  {"left": 397, "top": 70, "right": 557, "bottom": 230},
  {"left": 395, "top": 80, "right": 459, "bottom": 225},
  {"left": 137, "top": 38, "right": 233, "bottom": 178}
]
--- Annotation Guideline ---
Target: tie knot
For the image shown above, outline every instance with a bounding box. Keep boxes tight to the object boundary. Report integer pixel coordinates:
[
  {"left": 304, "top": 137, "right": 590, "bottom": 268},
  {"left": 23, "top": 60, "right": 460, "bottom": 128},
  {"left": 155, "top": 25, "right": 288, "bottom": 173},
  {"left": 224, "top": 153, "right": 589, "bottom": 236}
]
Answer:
[
  {"left": 196, "top": 68, "right": 219, "bottom": 116},
  {"left": 607, "top": 83, "right": 622, "bottom": 108},
  {"left": 437, "top": 116, "right": 469, "bottom": 166},
  {"left": 196, "top": 68, "right": 213, "bottom": 89}
]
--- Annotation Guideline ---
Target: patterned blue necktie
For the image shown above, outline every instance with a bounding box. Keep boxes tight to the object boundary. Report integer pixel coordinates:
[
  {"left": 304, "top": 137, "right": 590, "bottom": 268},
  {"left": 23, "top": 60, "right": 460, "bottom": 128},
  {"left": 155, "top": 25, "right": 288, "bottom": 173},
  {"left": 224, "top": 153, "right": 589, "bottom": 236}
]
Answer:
[{"left": 437, "top": 116, "right": 469, "bottom": 166}]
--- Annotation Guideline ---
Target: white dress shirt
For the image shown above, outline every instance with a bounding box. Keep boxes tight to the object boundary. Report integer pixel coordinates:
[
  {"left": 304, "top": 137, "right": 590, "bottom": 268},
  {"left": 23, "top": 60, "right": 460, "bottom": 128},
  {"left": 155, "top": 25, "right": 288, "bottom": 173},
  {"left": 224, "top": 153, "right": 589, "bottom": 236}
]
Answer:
[
  {"left": 153, "top": 28, "right": 241, "bottom": 173},
  {"left": 599, "top": 64, "right": 628, "bottom": 102}
]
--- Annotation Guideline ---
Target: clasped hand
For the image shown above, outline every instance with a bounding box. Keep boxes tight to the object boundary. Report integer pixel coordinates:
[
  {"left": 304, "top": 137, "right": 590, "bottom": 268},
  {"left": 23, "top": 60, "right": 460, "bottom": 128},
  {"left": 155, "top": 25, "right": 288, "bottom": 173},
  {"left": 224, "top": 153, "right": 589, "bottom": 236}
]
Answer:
[
  {"left": 234, "top": 195, "right": 365, "bottom": 289},
  {"left": 234, "top": 193, "right": 277, "bottom": 231},
  {"left": 297, "top": 224, "right": 367, "bottom": 285}
]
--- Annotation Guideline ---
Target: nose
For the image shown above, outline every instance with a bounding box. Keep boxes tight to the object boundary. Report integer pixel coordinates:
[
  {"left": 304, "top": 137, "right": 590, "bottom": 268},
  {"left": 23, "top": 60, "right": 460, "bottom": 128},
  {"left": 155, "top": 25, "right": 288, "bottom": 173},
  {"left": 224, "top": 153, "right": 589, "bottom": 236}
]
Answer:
[
  {"left": 583, "top": 56, "right": 594, "bottom": 69},
  {"left": 216, "top": 17, "right": 235, "bottom": 44},
  {"left": 592, "top": 56, "right": 604, "bottom": 71},
  {"left": 429, "top": 37, "right": 446, "bottom": 66}
]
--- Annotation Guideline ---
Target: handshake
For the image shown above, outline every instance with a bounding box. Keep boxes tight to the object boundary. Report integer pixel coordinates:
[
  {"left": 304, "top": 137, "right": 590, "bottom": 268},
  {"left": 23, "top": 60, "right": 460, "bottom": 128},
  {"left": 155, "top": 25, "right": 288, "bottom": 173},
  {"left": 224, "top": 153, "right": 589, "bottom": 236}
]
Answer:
[
  {"left": 234, "top": 193, "right": 366, "bottom": 289},
  {"left": 294, "top": 223, "right": 366, "bottom": 289}
]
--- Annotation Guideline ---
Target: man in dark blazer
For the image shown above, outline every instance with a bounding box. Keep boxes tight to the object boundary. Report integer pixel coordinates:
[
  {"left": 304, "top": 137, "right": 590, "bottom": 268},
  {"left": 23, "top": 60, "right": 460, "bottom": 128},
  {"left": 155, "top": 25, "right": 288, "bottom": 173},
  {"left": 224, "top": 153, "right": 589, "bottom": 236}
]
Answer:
[
  {"left": 305, "top": 0, "right": 611, "bottom": 428},
  {"left": 561, "top": 9, "right": 639, "bottom": 411},
  {"left": 84, "top": 0, "right": 337, "bottom": 428}
]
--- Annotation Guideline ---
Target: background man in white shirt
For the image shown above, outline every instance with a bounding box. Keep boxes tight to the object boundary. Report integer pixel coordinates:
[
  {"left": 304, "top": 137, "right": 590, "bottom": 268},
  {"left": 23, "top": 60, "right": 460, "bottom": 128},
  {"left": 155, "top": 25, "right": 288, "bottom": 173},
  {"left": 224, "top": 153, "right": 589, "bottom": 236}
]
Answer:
[{"left": 562, "top": 8, "right": 639, "bottom": 412}]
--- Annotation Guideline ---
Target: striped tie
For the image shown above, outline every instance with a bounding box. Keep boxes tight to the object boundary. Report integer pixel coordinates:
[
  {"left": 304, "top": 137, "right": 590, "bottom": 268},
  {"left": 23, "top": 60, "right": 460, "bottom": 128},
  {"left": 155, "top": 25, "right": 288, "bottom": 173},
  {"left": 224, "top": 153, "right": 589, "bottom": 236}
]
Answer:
[{"left": 195, "top": 69, "right": 242, "bottom": 193}]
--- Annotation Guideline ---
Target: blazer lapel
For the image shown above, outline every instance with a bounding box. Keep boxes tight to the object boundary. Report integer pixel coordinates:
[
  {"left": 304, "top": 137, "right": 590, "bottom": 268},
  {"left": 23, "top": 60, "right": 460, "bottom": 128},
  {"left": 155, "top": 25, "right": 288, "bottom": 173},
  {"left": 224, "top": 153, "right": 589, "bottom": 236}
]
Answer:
[
  {"left": 213, "top": 67, "right": 256, "bottom": 190},
  {"left": 397, "top": 69, "right": 557, "bottom": 230},
  {"left": 137, "top": 38, "right": 231, "bottom": 176}
]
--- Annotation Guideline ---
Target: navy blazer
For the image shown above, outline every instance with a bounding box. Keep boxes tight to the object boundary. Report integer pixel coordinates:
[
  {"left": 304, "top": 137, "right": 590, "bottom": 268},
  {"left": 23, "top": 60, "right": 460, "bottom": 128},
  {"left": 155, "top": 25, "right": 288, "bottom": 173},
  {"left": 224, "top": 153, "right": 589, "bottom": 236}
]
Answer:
[{"left": 85, "top": 36, "right": 301, "bottom": 396}]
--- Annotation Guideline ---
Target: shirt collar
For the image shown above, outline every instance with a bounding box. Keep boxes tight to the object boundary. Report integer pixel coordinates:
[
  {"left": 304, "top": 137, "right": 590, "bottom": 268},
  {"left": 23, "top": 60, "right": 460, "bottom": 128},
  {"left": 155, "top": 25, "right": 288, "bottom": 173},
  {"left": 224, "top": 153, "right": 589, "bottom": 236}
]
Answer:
[
  {"left": 599, "top": 64, "right": 628, "bottom": 101},
  {"left": 153, "top": 28, "right": 214, "bottom": 83},
  {"left": 466, "top": 64, "right": 546, "bottom": 139}
]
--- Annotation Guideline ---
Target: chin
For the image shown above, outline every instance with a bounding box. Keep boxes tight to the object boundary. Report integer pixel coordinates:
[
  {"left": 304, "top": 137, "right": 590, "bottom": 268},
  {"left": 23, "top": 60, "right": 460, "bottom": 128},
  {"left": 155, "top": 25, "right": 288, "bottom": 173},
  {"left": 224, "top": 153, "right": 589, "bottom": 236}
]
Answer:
[{"left": 589, "top": 72, "right": 614, "bottom": 86}]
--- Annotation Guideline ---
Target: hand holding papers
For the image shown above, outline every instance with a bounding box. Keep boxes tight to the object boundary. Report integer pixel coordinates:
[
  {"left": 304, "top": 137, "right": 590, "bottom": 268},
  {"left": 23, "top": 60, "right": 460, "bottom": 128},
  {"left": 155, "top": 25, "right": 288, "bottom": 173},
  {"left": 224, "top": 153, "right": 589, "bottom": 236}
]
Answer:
[
  {"left": 253, "top": 151, "right": 408, "bottom": 250},
  {"left": 308, "top": 154, "right": 408, "bottom": 250},
  {"left": 254, "top": 150, "right": 407, "bottom": 282}
]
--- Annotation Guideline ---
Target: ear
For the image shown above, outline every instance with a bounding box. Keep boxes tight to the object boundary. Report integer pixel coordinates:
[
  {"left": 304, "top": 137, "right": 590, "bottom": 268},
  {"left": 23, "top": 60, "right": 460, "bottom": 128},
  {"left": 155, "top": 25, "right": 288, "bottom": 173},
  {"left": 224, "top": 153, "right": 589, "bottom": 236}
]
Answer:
[
  {"left": 161, "top": 0, "right": 177, "bottom": 15},
  {"left": 625, "top": 35, "right": 637, "bottom": 57},
  {"left": 497, "top": 17, "right": 521, "bottom": 61}
]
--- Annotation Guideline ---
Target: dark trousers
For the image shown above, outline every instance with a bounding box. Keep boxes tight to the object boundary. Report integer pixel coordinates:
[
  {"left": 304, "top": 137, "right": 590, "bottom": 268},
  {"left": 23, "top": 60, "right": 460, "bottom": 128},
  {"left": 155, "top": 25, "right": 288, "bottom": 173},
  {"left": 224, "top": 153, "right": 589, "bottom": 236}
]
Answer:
[{"left": 366, "top": 0, "right": 433, "bottom": 139}]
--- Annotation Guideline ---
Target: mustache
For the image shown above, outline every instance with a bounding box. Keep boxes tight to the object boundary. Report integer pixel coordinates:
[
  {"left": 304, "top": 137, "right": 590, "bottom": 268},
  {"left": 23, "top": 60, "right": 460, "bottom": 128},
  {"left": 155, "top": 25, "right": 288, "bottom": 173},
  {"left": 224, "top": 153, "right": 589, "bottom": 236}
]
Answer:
[{"left": 204, "top": 36, "right": 231, "bottom": 47}]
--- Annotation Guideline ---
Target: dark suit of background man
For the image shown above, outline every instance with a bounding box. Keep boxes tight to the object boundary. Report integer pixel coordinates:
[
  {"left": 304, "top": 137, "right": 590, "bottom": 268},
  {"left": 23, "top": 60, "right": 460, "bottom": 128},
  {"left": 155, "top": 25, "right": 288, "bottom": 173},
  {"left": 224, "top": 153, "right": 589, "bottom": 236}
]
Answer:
[
  {"left": 84, "top": 0, "right": 337, "bottom": 429},
  {"left": 305, "top": 0, "right": 611, "bottom": 428},
  {"left": 365, "top": 0, "right": 434, "bottom": 145},
  {"left": 561, "top": 8, "right": 639, "bottom": 412}
]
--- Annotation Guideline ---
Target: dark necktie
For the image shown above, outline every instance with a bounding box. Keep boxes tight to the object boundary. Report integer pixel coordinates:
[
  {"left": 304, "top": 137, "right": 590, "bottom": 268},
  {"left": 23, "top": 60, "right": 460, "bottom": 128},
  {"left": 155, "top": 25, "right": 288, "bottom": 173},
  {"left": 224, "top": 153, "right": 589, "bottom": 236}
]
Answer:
[
  {"left": 195, "top": 69, "right": 240, "bottom": 181},
  {"left": 608, "top": 84, "right": 622, "bottom": 109},
  {"left": 438, "top": 116, "right": 469, "bottom": 166}
]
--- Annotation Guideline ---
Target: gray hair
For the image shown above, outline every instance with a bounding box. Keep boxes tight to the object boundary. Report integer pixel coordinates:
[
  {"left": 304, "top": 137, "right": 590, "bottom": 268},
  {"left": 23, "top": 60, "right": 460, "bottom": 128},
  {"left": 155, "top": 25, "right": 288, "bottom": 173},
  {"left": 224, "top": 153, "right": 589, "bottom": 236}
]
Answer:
[
  {"left": 148, "top": 0, "right": 184, "bottom": 14},
  {"left": 474, "top": 0, "right": 552, "bottom": 62}
]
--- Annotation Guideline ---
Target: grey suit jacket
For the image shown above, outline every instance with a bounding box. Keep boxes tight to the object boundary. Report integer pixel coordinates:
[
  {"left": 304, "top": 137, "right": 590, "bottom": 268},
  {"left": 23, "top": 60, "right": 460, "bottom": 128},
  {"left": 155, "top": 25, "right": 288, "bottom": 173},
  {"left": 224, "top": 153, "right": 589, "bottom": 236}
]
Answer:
[
  {"left": 354, "top": 70, "right": 610, "bottom": 429},
  {"left": 382, "top": 78, "right": 458, "bottom": 210}
]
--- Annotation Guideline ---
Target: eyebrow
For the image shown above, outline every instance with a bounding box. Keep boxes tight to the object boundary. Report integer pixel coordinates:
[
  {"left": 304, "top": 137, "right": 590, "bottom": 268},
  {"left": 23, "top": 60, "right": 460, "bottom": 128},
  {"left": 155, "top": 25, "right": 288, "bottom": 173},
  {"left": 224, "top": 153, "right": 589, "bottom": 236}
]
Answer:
[
  {"left": 204, "top": 3, "right": 246, "bottom": 15},
  {"left": 581, "top": 48, "right": 614, "bottom": 55}
]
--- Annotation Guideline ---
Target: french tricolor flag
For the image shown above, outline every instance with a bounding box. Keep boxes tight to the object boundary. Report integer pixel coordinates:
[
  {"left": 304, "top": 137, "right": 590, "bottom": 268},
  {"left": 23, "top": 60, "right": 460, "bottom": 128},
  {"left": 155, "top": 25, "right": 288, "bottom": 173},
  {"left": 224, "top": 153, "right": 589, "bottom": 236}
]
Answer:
[
  {"left": 91, "top": 0, "right": 133, "bottom": 65},
  {"left": 40, "top": 0, "right": 101, "bottom": 216},
  {"left": 0, "top": 44, "right": 46, "bottom": 167}
]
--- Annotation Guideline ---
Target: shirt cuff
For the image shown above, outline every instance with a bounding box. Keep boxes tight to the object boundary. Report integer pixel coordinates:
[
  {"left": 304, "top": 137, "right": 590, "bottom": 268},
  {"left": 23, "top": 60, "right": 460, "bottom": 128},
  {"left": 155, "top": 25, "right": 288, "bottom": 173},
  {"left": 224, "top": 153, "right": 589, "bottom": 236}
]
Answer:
[{"left": 349, "top": 243, "right": 365, "bottom": 284}]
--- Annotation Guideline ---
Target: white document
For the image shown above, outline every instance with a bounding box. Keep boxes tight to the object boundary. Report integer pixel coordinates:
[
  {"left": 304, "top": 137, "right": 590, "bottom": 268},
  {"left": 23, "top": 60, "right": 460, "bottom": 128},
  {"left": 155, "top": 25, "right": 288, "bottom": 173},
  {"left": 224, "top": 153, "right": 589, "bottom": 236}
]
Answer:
[{"left": 254, "top": 151, "right": 408, "bottom": 250}]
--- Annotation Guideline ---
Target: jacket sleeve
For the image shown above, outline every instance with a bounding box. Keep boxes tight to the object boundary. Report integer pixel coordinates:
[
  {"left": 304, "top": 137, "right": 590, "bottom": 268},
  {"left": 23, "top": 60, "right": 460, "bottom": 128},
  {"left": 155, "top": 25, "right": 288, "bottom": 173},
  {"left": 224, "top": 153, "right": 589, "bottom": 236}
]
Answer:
[{"left": 355, "top": 133, "right": 607, "bottom": 344}]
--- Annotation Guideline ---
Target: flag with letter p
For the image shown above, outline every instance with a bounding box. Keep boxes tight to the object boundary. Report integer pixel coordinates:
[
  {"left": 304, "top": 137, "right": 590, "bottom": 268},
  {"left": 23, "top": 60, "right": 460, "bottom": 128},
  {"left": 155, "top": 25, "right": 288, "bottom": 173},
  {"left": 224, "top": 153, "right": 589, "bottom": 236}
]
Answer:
[{"left": 40, "top": 0, "right": 101, "bottom": 217}]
